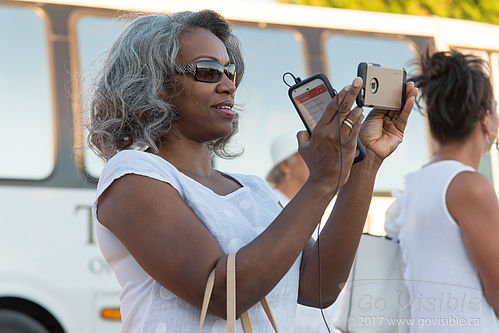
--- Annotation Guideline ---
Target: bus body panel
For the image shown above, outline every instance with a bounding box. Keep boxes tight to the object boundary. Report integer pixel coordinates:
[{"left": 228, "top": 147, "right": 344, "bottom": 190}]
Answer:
[{"left": 0, "top": 186, "right": 120, "bottom": 331}]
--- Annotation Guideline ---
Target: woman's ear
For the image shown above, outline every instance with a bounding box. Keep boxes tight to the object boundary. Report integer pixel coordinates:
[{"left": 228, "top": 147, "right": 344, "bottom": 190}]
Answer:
[
  {"left": 278, "top": 161, "right": 291, "bottom": 179},
  {"left": 480, "top": 111, "right": 492, "bottom": 135}
]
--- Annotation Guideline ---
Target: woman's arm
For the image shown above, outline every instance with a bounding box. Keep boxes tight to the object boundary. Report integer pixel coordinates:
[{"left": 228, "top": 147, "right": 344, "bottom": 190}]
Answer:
[
  {"left": 97, "top": 79, "right": 364, "bottom": 319},
  {"left": 297, "top": 82, "right": 418, "bottom": 307},
  {"left": 447, "top": 171, "right": 499, "bottom": 317},
  {"left": 297, "top": 151, "right": 380, "bottom": 307}
]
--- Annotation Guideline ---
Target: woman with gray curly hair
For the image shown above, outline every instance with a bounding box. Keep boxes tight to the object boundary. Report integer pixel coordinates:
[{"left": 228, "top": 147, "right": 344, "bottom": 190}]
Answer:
[
  {"left": 89, "top": 12, "right": 244, "bottom": 160},
  {"left": 90, "top": 9, "right": 417, "bottom": 332}
]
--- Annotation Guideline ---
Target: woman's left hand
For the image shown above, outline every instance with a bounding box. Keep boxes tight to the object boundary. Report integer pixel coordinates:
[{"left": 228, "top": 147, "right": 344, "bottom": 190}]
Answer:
[{"left": 359, "top": 82, "right": 418, "bottom": 162}]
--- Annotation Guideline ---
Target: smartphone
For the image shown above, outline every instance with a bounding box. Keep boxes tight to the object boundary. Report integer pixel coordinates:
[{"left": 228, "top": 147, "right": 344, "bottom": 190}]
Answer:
[
  {"left": 288, "top": 73, "right": 366, "bottom": 164},
  {"left": 356, "top": 63, "right": 407, "bottom": 111}
]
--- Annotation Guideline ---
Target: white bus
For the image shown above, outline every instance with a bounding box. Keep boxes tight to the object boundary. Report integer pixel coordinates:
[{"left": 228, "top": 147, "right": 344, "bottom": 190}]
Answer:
[{"left": 1, "top": 0, "right": 498, "bottom": 331}]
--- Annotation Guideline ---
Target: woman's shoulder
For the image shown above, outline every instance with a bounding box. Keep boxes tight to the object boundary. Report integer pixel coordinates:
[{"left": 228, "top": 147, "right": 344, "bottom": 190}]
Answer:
[
  {"left": 107, "top": 149, "right": 170, "bottom": 165},
  {"left": 103, "top": 150, "right": 178, "bottom": 175},
  {"left": 445, "top": 170, "right": 498, "bottom": 227},
  {"left": 97, "top": 150, "right": 184, "bottom": 198},
  {"left": 448, "top": 170, "right": 494, "bottom": 201}
]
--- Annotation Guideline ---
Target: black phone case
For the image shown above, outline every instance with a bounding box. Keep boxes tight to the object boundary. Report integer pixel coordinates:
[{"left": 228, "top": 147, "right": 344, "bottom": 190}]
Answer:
[
  {"left": 287, "top": 73, "right": 366, "bottom": 164},
  {"left": 287, "top": 73, "right": 334, "bottom": 135},
  {"left": 356, "top": 62, "right": 407, "bottom": 111}
]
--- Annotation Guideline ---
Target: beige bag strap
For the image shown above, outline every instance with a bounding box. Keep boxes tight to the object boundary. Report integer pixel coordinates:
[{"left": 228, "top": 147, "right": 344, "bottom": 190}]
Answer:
[
  {"left": 198, "top": 254, "right": 280, "bottom": 333},
  {"left": 240, "top": 312, "right": 253, "bottom": 332},
  {"left": 259, "top": 298, "right": 279, "bottom": 332},
  {"left": 198, "top": 268, "right": 216, "bottom": 333},
  {"left": 227, "top": 254, "right": 237, "bottom": 333},
  {"left": 240, "top": 300, "right": 279, "bottom": 333}
]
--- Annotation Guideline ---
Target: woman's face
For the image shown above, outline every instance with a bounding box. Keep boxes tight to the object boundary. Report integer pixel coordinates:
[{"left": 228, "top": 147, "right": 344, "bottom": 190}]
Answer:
[{"left": 168, "top": 28, "right": 237, "bottom": 143}]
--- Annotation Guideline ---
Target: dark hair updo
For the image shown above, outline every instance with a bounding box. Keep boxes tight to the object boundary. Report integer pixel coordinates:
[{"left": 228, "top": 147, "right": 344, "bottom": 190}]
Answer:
[{"left": 411, "top": 50, "right": 493, "bottom": 144}]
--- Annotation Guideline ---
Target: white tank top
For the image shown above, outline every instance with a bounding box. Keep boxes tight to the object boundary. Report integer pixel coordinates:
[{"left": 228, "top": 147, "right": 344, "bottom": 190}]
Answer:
[
  {"left": 396, "top": 160, "right": 499, "bottom": 332},
  {"left": 93, "top": 150, "right": 302, "bottom": 332}
]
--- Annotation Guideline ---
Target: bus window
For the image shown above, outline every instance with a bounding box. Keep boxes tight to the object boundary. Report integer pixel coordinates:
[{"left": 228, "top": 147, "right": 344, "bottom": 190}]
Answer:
[
  {"left": 324, "top": 34, "right": 430, "bottom": 193},
  {"left": 0, "top": 5, "right": 54, "bottom": 180},
  {"left": 213, "top": 26, "right": 306, "bottom": 179},
  {"left": 76, "top": 15, "right": 128, "bottom": 178}
]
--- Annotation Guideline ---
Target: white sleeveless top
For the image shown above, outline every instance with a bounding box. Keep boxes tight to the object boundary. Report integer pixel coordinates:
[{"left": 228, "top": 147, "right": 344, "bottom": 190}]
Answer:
[
  {"left": 93, "top": 150, "right": 301, "bottom": 332},
  {"left": 396, "top": 160, "right": 499, "bottom": 332}
]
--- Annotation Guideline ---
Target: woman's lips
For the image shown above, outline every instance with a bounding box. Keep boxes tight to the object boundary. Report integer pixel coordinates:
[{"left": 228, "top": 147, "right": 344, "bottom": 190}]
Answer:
[{"left": 212, "top": 105, "right": 236, "bottom": 117}]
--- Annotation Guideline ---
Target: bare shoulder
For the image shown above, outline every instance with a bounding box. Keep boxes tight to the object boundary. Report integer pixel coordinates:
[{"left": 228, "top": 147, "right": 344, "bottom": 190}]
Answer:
[
  {"left": 447, "top": 171, "right": 499, "bottom": 227},
  {"left": 449, "top": 170, "right": 494, "bottom": 196},
  {"left": 448, "top": 171, "right": 495, "bottom": 203}
]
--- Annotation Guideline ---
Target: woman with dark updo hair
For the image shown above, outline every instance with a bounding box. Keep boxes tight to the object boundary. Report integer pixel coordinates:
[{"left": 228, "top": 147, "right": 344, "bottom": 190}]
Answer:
[{"left": 393, "top": 50, "right": 499, "bottom": 332}]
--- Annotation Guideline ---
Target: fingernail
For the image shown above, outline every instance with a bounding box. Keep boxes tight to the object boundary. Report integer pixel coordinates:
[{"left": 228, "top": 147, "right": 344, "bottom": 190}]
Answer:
[{"left": 353, "top": 77, "right": 362, "bottom": 88}]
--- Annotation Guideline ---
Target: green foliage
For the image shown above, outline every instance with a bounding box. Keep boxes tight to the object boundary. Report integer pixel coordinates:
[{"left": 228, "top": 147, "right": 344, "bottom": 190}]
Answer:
[{"left": 277, "top": 0, "right": 499, "bottom": 25}]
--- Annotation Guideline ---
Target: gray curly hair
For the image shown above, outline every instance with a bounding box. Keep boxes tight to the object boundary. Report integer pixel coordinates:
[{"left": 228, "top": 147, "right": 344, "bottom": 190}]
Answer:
[{"left": 88, "top": 10, "right": 244, "bottom": 161}]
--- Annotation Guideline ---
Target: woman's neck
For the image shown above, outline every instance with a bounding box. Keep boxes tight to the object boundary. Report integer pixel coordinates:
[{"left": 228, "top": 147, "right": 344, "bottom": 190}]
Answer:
[
  {"left": 152, "top": 135, "right": 216, "bottom": 178},
  {"left": 432, "top": 134, "right": 486, "bottom": 170}
]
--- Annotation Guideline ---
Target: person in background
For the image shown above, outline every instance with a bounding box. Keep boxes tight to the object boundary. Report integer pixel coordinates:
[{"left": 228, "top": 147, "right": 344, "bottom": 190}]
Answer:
[
  {"left": 266, "top": 129, "right": 309, "bottom": 207},
  {"left": 393, "top": 50, "right": 499, "bottom": 332}
]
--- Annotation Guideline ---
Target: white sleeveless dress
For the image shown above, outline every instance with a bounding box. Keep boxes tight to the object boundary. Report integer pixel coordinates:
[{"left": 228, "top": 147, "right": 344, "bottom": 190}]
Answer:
[
  {"left": 93, "top": 150, "right": 302, "bottom": 332},
  {"left": 396, "top": 160, "right": 499, "bottom": 332}
]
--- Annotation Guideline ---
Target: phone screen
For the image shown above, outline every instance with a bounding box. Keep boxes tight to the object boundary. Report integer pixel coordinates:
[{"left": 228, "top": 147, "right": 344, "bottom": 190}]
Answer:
[
  {"left": 289, "top": 73, "right": 366, "bottom": 164},
  {"left": 292, "top": 78, "right": 332, "bottom": 131}
]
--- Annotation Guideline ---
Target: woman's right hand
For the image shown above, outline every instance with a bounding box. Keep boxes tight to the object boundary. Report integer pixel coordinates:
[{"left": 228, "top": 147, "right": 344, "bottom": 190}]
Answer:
[{"left": 297, "top": 77, "right": 364, "bottom": 194}]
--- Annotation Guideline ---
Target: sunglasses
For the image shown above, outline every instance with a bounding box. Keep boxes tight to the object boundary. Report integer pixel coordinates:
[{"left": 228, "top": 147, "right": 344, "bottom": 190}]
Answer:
[{"left": 175, "top": 60, "right": 236, "bottom": 84}]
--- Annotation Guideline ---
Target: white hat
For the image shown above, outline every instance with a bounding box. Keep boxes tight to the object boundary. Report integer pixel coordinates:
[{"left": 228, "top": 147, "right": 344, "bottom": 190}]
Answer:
[{"left": 270, "top": 129, "right": 300, "bottom": 167}]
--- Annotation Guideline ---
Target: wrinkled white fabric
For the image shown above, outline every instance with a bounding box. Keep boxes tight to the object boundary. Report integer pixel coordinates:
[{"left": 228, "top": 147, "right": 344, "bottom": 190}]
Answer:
[
  {"left": 93, "top": 150, "right": 302, "bottom": 332},
  {"left": 396, "top": 160, "right": 499, "bottom": 333}
]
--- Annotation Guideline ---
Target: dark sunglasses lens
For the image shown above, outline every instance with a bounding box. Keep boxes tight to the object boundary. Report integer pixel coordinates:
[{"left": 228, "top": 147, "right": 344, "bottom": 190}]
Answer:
[{"left": 196, "top": 62, "right": 223, "bottom": 82}]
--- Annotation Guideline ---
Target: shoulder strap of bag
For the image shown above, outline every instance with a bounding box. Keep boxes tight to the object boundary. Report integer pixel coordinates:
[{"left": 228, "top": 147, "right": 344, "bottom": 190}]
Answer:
[
  {"left": 199, "top": 267, "right": 216, "bottom": 333},
  {"left": 240, "top": 312, "right": 253, "bottom": 332},
  {"left": 198, "top": 254, "right": 280, "bottom": 333},
  {"left": 259, "top": 298, "right": 279, "bottom": 332},
  {"left": 227, "top": 254, "right": 237, "bottom": 333}
]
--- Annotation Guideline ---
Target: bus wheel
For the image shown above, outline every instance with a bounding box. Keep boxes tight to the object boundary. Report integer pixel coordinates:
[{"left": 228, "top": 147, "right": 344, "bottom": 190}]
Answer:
[{"left": 0, "top": 310, "right": 50, "bottom": 333}]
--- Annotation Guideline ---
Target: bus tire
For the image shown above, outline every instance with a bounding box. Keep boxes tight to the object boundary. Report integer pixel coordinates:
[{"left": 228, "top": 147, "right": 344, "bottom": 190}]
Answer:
[{"left": 0, "top": 309, "right": 50, "bottom": 333}]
